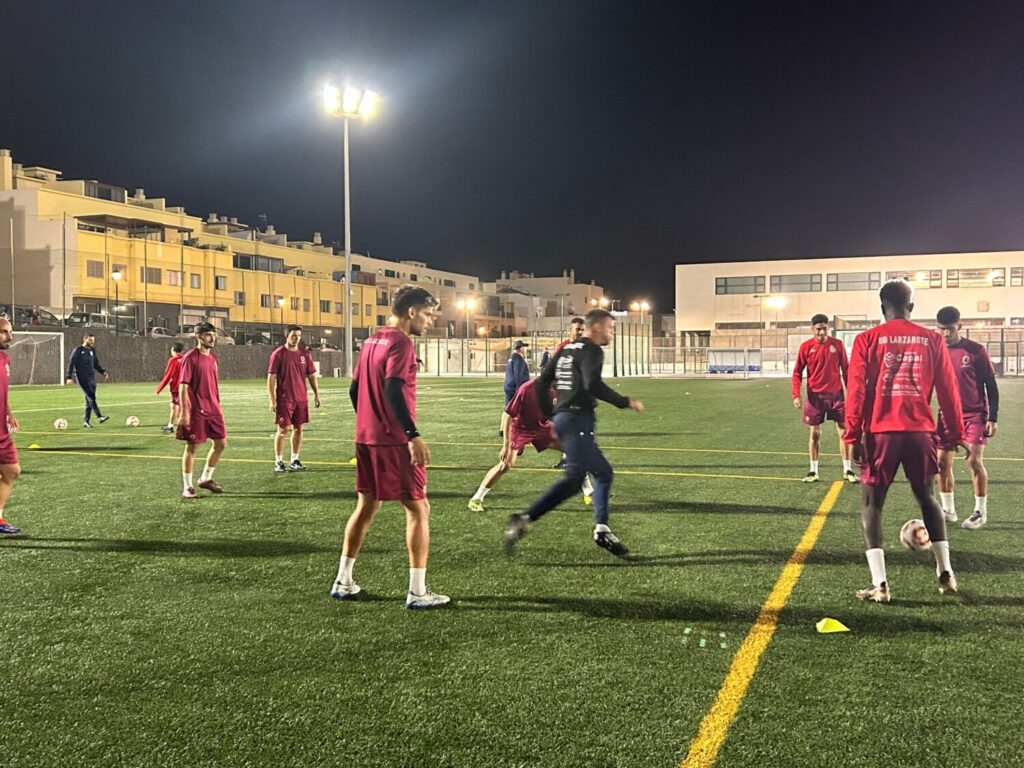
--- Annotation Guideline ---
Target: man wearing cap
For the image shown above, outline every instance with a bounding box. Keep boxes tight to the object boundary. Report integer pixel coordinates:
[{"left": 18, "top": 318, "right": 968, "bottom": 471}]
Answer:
[{"left": 504, "top": 340, "right": 530, "bottom": 406}]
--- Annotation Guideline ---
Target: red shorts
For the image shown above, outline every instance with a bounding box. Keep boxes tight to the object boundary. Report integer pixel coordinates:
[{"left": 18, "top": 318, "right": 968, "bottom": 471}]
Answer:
[
  {"left": 937, "top": 413, "right": 988, "bottom": 449},
  {"left": 176, "top": 412, "right": 228, "bottom": 445},
  {"left": 275, "top": 399, "right": 309, "bottom": 428},
  {"left": 803, "top": 391, "right": 845, "bottom": 426},
  {"left": 0, "top": 435, "right": 18, "bottom": 465},
  {"left": 355, "top": 443, "right": 427, "bottom": 501},
  {"left": 510, "top": 426, "right": 556, "bottom": 455},
  {"left": 860, "top": 432, "right": 938, "bottom": 488},
  {"left": 170, "top": 391, "right": 180, "bottom": 406}
]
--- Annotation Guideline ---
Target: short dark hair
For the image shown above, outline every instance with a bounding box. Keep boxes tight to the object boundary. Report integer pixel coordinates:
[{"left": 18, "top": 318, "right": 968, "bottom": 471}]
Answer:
[
  {"left": 810, "top": 314, "right": 829, "bottom": 326},
  {"left": 392, "top": 285, "right": 438, "bottom": 316},
  {"left": 584, "top": 308, "right": 613, "bottom": 328},
  {"left": 936, "top": 306, "right": 961, "bottom": 326},
  {"left": 194, "top": 321, "right": 216, "bottom": 334},
  {"left": 171, "top": 342, "right": 185, "bottom": 353},
  {"left": 286, "top": 324, "right": 302, "bottom": 333},
  {"left": 83, "top": 333, "right": 95, "bottom": 340},
  {"left": 569, "top": 317, "right": 584, "bottom": 325},
  {"left": 879, "top": 279, "right": 913, "bottom": 309}
]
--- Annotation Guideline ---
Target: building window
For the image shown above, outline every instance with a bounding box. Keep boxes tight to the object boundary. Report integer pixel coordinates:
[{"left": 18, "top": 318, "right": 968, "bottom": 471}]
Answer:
[
  {"left": 442, "top": 279, "right": 456, "bottom": 287},
  {"left": 409, "top": 273, "right": 418, "bottom": 282},
  {"left": 947, "top": 268, "right": 1005, "bottom": 288},
  {"left": 233, "top": 254, "right": 253, "bottom": 270},
  {"left": 1011, "top": 267, "right": 1023, "bottom": 287},
  {"left": 885, "top": 270, "right": 941, "bottom": 289},
  {"left": 234, "top": 291, "right": 245, "bottom": 306},
  {"left": 319, "top": 299, "right": 330, "bottom": 312},
  {"left": 190, "top": 273, "right": 201, "bottom": 289},
  {"left": 290, "top": 297, "right": 300, "bottom": 311},
  {"left": 365, "top": 304, "right": 372, "bottom": 315},
  {"left": 376, "top": 315, "right": 386, "bottom": 325},
  {"left": 827, "top": 272, "right": 882, "bottom": 292},
  {"left": 215, "top": 275, "right": 227, "bottom": 291},
  {"left": 140, "top": 267, "right": 162, "bottom": 284},
  {"left": 274, "top": 295, "right": 284, "bottom": 308},
  {"left": 715, "top": 276, "right": 765, "bottom": 295},
  {"left": 770, "top": 274, "right": 821, "bottom": 293},
  {"left": 260, "top": 294, "right": 272, "bottom": 308},
  {"left": 384, "top": 269, "right": 397, "bottom": 278},
  {"left": 303, "top": 298, "right": 310, "bottom": 312},
  {"left": 334, "top": 302, "right": 342, "bottom": 314},
  {"left": 86, "top": 260, "right": 104, "bottom": 278},
  {"left": 166, "top": 270, "right": 183, "bottom": 287}
]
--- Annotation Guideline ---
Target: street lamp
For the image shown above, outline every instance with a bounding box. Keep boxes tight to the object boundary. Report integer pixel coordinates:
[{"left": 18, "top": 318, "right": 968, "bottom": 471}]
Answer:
[
  {"left": 111, "top": 269, "right": 122, "bottom": 336},
  {"left": 456, "top": 297, "right": 476, "bottom": 338},
  {"left": 629, "top": 300, "right": 651, "bottom": 324},
  {"left": 323, "top": 82, "right": 380, "bottom": 377}
]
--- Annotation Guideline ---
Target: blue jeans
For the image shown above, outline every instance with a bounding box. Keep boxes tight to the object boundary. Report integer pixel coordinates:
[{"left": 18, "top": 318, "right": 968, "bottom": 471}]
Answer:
[
  {"left": 79, "top": 380, "right": 103, "bottom": 422},
  {"left": 524, "top": 411, "right": 613, "bottom": 526}
]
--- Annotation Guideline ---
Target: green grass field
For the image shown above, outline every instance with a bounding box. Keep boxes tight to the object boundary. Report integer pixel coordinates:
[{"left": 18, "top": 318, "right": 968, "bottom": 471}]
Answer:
[{"left": 2, "top": 376, "right": 1022, "bottom": 767}]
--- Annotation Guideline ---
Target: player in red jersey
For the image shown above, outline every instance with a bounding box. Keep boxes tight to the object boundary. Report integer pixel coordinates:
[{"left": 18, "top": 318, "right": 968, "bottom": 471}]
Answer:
[
  {"left": 330, "top": 286, "right": 449, "bottom": 610},
  {"left": 176, "top": 322, "right": 228, "bottom": 498},
  {"left": 468, "top": 378, "right": 594, "bottom": 511},
  {"left": 268, "top": 325, "right": 321, "bottom": 472},
  {"left": 845, "top": 280, "right": 964, "bottom": 602},
  {"left": 791, "top": 314, "right": 856, "bottom": 484},
  {"left": 155, "top": 342, "right": 185, "bottom": 433},
  {"left": 0, "top": 318, "right": 23, "bottom": 535},
  {"left": 935, "top": 306, "right": 999, "bottom": 530}
]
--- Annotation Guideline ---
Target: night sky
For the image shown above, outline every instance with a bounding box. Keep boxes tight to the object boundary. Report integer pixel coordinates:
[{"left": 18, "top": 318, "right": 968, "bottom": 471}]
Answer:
[{"left": 3, "top": 0, "right": 1024, "bottom": 311}]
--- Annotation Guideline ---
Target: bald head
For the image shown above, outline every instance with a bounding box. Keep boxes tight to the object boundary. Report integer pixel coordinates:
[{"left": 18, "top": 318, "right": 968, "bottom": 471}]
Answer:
[{"left": 0, "top": 317, "right": 11, "bottom": 349}]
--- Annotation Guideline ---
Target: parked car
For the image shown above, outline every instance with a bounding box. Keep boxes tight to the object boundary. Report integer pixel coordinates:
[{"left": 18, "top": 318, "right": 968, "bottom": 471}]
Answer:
[
  {"left": 65, "top": 312, "right": 136, "bottom": 333},
  {"left": 0, "top": 305, "right": 63, "bottom": 328},
  {"left": 148, "top": 326, "right": 175, "bottom": 338},
  {"left": 177, "top": 324, "right": 236, "bottom": 344}
]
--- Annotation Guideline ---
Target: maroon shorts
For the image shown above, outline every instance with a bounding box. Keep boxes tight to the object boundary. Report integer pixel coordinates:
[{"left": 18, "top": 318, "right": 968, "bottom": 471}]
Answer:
[
  {"left": 937, "top": 413, "right": 988, "bottom": 449},
  {"left": 0, "top": 435, "right": 18, "bottom": 465},
  {"left": 275, "top": 399, "right": 309, "bottom": 428},
  {"left": 861, "top": 432, "right": 939, "bottom": 488},
  {"left": 170, "top": 391, "right": 180, "bottom": 407},
  {"left": 355, "top": 443, "right": 427, "bottom": 501},
  {"left": 176, "top": 412, "right": 228, "bottom": 445},
  {"left": 510, "top": 426, "right": 556, "bottom": 455},
  {"left": 803, "top": 390, "right": 845, "bottom": 426}
]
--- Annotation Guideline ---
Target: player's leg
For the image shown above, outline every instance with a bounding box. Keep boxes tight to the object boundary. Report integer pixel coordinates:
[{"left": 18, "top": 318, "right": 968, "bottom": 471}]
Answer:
[
  {"left": 803, "top": 424, "right": 821, "bottom": 482},
  {"left": 403, "top": 497, "right": 449, "bottom": 608},
  {"left": 910, "top": 478, "right": 957, "bottom": 594},
  {"left": 88, "top": 381, "right": 106, "bottom": 422},
  {"left": 198, "top": 437, "right": 227, "bottom": 493},
  {"left": 331, "top": 491, "right": 382, "bottom": 599},
  {"left": 164, "top": 400, "right": 177, "bottom": 432},
  {"left": 181, "top": 442, "right": 198, "bottom": 498},
  {"left": 469, "top": 451, "right": 516, "bottom": 511},
  {"left": 856, "top": 483, "right": 891, "bottom": 602},
  {"left": 584, "top": 443, "right": 627, "bottom": 557},
  {"left": 961, "top": 443, "right": 988, "bottom": 529},
  {"left": 937, "top": 447, "right": 957, "bottom": 522},
  {"left": 0, "top": 462, "right": 23, "bottom": 534},
  {"left": 274, "top": 425, "right": 289, "bottom": 472},
  {"left": 288, "top": 424, "right": 305, "bottom": 470},
  {"left": 81, "top": 383, "right": 94, "bottom": 426},
  {"left": 835, "top": 422, "right": 857, "bottom": 483}
]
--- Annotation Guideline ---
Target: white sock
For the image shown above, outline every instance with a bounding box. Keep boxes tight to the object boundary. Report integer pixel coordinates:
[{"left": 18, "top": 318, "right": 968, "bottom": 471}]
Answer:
[
  {"left": 335, "top": 556, "right": 356, "bottom": 585},
  {"left": 167, "top": 421, "right": 174, "bottom": 429},
  {"left": 842, "top": 459, "right": 852, "bottom": 473},
  {"left": 409, "top": 567, "right": 426, "bottom": 596},
  {"left": 582, "top": 475, "right": 594, "bottom": 496},
  {"left": 182, "top": 472, "right": 193, "bottom": 490},
  {"left": 472, "top": 484, "right": 490, "bottom": 501},
  {"left": 940, "top": 492, "right": 955, "bottom": 514},
  {"left": 594, "top": 523, "right": 611, "bottom": 534},
  {"left": 810, "top": 460, "right": 819, "bottom": 474},
  {"left": 866, "top": 548, "right": 887, "bottom": 587},
  {"left": 975, "top": 496, "right": 987, "bottom": 516},
  {"left": 291, "top": 453, "right": 300, "bottom": 463},
  {"left": 932, "top": 540, "right": 953, "bottom": 576},
  {"left": 200, "top": 465, "right": 215, "bottom": 482}
]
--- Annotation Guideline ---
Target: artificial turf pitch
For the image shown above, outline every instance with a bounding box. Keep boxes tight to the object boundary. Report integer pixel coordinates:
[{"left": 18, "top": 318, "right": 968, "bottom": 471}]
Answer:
[{"left": 2, "top": 376, "right": 1022, "bottom": 767}]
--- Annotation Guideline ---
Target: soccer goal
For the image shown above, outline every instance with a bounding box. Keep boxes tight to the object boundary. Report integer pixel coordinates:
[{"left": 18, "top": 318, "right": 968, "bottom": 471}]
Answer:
[{"left": 9, "top": 332, "right": 66, "bottom": 385}]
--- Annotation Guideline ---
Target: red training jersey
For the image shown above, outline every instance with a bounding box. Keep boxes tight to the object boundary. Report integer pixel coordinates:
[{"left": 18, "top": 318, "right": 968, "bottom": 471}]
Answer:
[
  {"left": 945, "top": 338, "right": 995, "bottom": 420},
  {"left": 178, "top": 348, "right": 222, "bottom": 418},
  {"left": 156, "top": 354, "right": 183, "bottom": 395},
  {"left": 506, "top": 379, "right": 552, "bottom": 438},
  {"left": 0, "top": 350, "right": 10, "bottom": 436},
  {"left": 844, "top": 318, "right": 963, "bottom": 445},
  {"left": 791, "top": 336, "right": 848, "bottom": 398},
  {"left": 268, "top": 345, "right": 316, "bottom": 403},
  {"left": 354, "top": 327, "right": 418, "bottom": 446}
]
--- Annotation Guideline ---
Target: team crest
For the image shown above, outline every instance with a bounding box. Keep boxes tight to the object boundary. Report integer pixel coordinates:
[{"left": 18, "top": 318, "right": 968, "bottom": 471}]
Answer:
[{"left": 961, "top": 355, "right": 970, "bottom": 367}]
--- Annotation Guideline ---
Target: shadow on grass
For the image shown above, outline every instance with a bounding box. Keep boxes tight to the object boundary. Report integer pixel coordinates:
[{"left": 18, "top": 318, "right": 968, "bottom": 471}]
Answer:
[
  {"left": 621, "top": 500, "right": 814, "bottom": 516},
  {"left": 228, "top": 490, "right": 471, "bottom": 501},
  {"left": 601, "top": 431, "right": 696, "bottom": 438},
  {"left": 2, "top": 537, "right": 335, "bottom": 557}
]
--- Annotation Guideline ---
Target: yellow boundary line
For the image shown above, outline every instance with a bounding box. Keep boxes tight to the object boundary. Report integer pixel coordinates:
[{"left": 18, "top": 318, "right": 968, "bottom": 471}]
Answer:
[{"left": 678, "top": 480, "right": 845, "bottom": 768}]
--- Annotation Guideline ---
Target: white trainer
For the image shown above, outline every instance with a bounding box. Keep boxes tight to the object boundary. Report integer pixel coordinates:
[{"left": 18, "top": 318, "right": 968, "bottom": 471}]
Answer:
[
  {"left": 943, "top": 508, "right": 958, "bottom": 523},
  {"left": 961, "top": 511, "right": 986, "bottom": 530},
  {"left": 406, "top": 588, "right": 451, "bottom": 610},
  {"left": 329, "top": 580, "right": 362, "bottom": 600}
]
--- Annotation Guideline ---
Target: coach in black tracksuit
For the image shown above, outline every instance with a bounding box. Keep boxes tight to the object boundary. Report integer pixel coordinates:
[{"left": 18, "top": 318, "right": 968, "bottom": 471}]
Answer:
[
  {"left": 504, "top": 308, "right": 644, "bottom": 558},
  {"left": 66, "top": 333, "right": 109, "bottom": 427}
]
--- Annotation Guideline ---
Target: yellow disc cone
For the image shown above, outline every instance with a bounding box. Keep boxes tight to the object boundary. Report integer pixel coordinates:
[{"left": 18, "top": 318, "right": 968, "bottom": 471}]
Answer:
[
  {"left": 348, "top": 457, "right": 358, "bottom": 465},
  {"left": 28, "top": 443, "right": 41, "bottom": 449},
  {"left": 816, "top": 618, "right": 850, "bottom": 634}
]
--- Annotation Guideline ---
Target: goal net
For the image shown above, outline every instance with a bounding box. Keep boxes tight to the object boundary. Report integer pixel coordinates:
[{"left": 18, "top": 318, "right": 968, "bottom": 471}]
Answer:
[{"left": 8, "top": 332, "right": 66, "bottom": 385}]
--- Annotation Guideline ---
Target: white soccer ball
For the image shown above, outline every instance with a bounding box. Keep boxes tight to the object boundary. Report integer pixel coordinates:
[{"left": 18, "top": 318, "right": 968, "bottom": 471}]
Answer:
[
  {"left": 900, "top": 519, "right": 932, "bottom": 550},
  {"left": 53, "top": 418, "right": 68, "bottom": 430},
  {"left": 125, "top": 416, "right": 141, "bottom": 427}
]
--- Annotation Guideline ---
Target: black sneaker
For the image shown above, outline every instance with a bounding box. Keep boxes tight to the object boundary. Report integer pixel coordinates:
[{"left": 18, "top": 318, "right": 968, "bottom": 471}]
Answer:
[
  {"left": 274, "top": 460, "right": 287, "bottom": 473},
  {"left": 552, "top": 458, "right": 566, "bottom": 469},
  {"left": 288, "top": 459, "right": 306, "bottom": 471},
  {"left": 161, "top": 425, "right": 174, "bottom": 433},
  {"left": 98, "top": 416, "right": 109, "bottom": 424},
  {"left": 504, "top": 513, "right": 529, "bottom": 555},
  {"left": 82, "top": 421, "right": 94, "bottom": 429},
  {"left": 594, "top": 530, "right": 629, "bottom": 558}
]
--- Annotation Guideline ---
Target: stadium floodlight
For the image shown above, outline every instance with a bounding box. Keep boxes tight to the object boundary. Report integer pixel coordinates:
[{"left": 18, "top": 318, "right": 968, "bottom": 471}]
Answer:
[
  {"left": 322, "top": 80, "right": 381, "bottom": 376},
  {"left": 763, "top": 296, "right": 787, "bottom": 310}
]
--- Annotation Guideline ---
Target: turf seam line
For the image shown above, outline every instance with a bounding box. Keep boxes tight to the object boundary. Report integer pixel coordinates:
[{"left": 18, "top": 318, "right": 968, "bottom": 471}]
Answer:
[{"left": 678, "top": 479, "right": 844, "bottom": 768}]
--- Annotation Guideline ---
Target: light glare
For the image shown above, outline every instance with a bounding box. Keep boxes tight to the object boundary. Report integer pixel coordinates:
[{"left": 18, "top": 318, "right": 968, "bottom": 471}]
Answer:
[
  {"left": 322, "top": 84, "right": 341, "bottom": 115},
  {"left": 342, "top": 86, "right": 362, "bottom": 115},
  {"left": 358, "top": 90, "right": 380, "bottom": 119}
]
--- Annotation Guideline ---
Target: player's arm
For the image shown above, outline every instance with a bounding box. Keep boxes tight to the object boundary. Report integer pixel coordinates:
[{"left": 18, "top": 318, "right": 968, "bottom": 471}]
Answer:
[
  {"left": 384, "top": 376, "right": 429, "bottom": 466},
  {"left": 534, "top": 354, "right": 557, "bottom": 418},
  {"left": 580, "top": 346, "right": 639, "bottom": 411},
  {"left": 267, "top": 374, "right": 277, "bottom": 411},
  {"left": 156, "top": 359, "right": 173, "bottom": 394},
  {"left": 499, "top": 411, "right": 515, "bottom": 465},
  {"left": 178, "top": 382, "right": 191, "bottom": 426},
  {"left": 791, "top": 346, "right": 806, "bottom": 406},
  {"left": 65, "top": 348, "right": 77, "bottom": 385},
  {"left": 308, "top": 372, "right": 321, "bottom": 408},
  {"left": 933, "top": 337, "right": 964, "bottom": 448},
  {"left": 838, "top": 341, "right": 850, "bottom": 393},
  {"left": 94, "top": 351, "right": 107, "bottom": 378},
  {"left": 983, "top": 375, "right": 999, "bottom": 437},
  {"left": 5, "top": 405, "right": 18, "bottom": 433},
  {"left": 349, "top": 378, "right": 358, "bottom": 412}
]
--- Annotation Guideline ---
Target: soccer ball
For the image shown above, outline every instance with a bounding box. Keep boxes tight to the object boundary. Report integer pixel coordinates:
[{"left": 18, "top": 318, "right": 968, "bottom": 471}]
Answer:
[
  {"left": 900, "top": 519, "right": 932, "bottom": 550},
  {"left": 53, "top": 418, "right": 68, "bottom": 430},
  {"left": 125, "top": 416, "right": 141, "bottom": 427}
]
